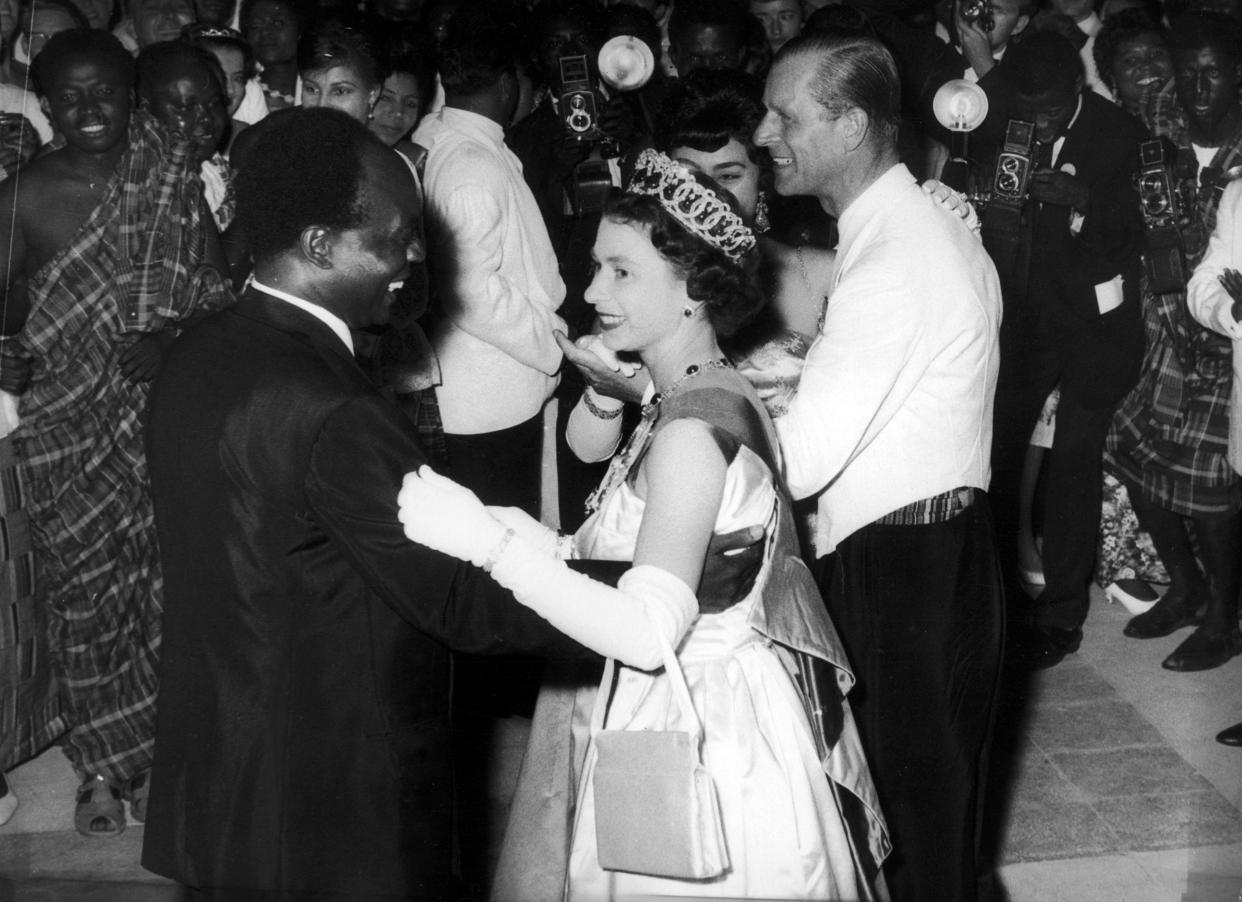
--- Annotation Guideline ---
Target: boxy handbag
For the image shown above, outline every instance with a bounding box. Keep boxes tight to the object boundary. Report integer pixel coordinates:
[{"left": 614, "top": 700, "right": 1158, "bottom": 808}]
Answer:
[{"left": 589, "top": 630, "right": 729, "bottom": 879}]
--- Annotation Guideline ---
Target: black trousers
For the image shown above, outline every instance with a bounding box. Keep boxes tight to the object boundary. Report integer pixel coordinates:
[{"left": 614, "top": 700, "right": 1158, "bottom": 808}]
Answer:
[
  {"left": 442, "top": 411, "right": 544, "bottom": 516},
  {"left": 1033, "top": 392, "right": 1116, "bottom": 631},
  {"left": 816, "top": 497, "right": 1004, "bottom": 902}
]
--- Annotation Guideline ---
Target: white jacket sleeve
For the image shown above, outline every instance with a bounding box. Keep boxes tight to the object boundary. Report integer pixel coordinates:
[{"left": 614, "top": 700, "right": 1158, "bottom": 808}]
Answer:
[{"left": 1188, "top": 179, "right": 1242, "bottom": 341}]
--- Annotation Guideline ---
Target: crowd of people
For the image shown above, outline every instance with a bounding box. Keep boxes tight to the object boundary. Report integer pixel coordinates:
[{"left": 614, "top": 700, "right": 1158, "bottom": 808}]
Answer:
[{"left": 0, "top": 0, "right": 1238, "bottom": 899}]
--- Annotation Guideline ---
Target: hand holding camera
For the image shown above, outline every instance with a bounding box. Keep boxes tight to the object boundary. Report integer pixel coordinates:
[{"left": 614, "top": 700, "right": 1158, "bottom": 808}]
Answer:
[
  {"left": 956, "top": 0, "right": 997, "bottom": 77},
  {"left": 1027, "top": 167, "right": 1089, "bottom": 208}
]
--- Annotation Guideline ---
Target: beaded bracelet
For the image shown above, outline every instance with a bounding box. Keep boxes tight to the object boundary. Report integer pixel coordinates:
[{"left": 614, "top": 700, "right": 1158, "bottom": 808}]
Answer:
[
  {"left": 582, "top": 389, "right": 623, "bottom": 420},
  {"left": 482, "top": 528, "right": 516, "bottom": 574}
]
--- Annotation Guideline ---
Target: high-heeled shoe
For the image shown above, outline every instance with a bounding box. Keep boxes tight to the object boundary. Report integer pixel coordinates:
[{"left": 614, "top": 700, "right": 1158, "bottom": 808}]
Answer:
[{"left": 1105, "top": 579, "right": 1160, "bottom": 616}]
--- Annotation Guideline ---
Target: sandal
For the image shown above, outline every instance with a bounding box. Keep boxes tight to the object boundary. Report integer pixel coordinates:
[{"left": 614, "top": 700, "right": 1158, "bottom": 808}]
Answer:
[
  {"left": 126, "top": 769, "right": 151, "bottom": 823},
  {"left": 0, "top": 773, "right": 17, "bottom": 826},
  {"left": 74, "top": 774, "right": 126, "bottom": 838}
]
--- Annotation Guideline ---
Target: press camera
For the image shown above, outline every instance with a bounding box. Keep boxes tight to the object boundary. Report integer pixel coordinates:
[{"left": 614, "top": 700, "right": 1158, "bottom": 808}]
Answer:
[
  {"left": 960, "top": 0, "right": 995, "bottom": 31},
  {"left": 981, "top": 118, "right": 1036, "bottom": 262},
  {"left": 1136, "top": 137, "right": 1194, "bottom": 293},
  {"left": 559, "top": 53, "right": 603, "bottom": 142}
]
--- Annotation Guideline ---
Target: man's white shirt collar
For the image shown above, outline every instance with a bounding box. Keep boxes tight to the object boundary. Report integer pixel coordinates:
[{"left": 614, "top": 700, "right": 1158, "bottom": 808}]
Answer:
[{"left": 251, "top": 278, "right": 355, "bottom": 356}]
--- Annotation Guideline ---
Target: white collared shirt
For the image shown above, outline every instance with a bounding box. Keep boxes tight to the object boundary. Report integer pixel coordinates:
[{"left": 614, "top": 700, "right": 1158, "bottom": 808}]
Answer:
[
  {"left": 251, "top": 278, "right": 354, "bottom": 356},
  {"left": 774, "top": 165, "right": 1002, "bottom": 554}
]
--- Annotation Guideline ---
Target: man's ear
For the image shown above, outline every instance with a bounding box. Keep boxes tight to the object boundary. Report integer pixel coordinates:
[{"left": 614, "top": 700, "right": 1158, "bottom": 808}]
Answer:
[
  {"left": 38, "top": 96, "right": 50, "bottom": 120},
  {"left": 300, "top": 225, "right": 335, "bottom": 270},
  {"left": 841, "top": 106, "right": 870, "bottom": 152},
  {"left": 498, "top": 68, "right": 516, "bottom": 105},
  {"left": 1012, "top": 12, "right": 1030, "bottom": 38}
]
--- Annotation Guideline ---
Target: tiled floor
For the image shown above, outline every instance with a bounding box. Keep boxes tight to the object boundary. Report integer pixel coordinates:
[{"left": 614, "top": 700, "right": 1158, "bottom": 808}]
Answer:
[{"left": 1, "top": 587, "right": 1239, "bottom": 901}]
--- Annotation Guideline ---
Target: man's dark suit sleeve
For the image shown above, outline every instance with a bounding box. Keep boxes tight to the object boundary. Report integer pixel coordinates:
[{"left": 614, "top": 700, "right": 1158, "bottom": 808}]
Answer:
[{"left": 303, "top": 392, "right": 587, "bottom": 659}]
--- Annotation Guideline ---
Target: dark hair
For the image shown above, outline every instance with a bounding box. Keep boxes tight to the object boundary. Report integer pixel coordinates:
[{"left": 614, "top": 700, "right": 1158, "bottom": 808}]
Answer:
[
  {"left": 1093, "top": 9, "right": 1167, "bottom": 92},
  {"left": 668, "top": 0, "right": 747, "bottom": 50},
  {"left": 655, "top": 68, "right": 767, "bottom": 167},
  {"left": 240, "top": 0, "right": 303, "bottom": 36},
  {"left": 297, "top": 16, "right": 382, "bottom": 87},
  {"left": 803, "top": 4, "right": 878, "bottom": 37},
  {"left": 183, "top": 23, "right": 258, "bottom": 81},
  {"left": 18, "top": 0, "right": 90, "bottom": 33},
  {"left": 777, "top": 31, "right": 900, "bottom": 144},
  {"left": 1169, "top": 11, "right": 1242, "bottom": 65},
  {"left": 137, "top": 39, "right": 226, "bottom": 102},
  {"left": 439, "top": 3, "right": 520, "bottom": 95},
  {"left": 603, "top": 182, "right": 763, "bottom": 339},
  {"left": 1103, "top": 0, "right": 1163, "bottom": 23},
  {"left": 1002, "top": 28, "right": 1083, "bottom": 96},
  {"left": 374, "top": 21, "right": 437, "bottom": 113},
  {"left": 236, "top": 108, "right": 382, "bottom": 262},
  {"left": 31, "top": 29, "right": 134, "bottom": 97},
  {"left": 529, "top": 0, "right": 607, "bottom": 47},
  {"left": 604, "top": 3, "right": 661, "bottom": 53}
]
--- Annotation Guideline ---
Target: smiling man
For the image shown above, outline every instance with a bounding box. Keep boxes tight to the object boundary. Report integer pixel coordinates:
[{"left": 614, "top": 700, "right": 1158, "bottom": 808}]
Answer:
[
  {"left": 755, "top": 31, "right": 1004, "bottom": 902},
  {"left": 0, "top": 28, "right": 232, "bottom": 839},
  {"left": 141, "top": 108, "right": 579, "bottom": 900}
]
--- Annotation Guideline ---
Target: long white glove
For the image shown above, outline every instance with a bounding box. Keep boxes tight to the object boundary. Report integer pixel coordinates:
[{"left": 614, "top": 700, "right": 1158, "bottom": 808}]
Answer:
[
  {"left": 398, "top": 467, "right": 697, "bottom": 670},
  {"left": 397, "top": 466, "right": 508, "bottom": 568}
]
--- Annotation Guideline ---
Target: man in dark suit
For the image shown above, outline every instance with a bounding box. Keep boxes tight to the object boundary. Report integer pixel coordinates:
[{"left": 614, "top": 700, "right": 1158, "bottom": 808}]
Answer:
[
  {"left": 140, "top": 108, "right": 579, "bottom": 901},
  {"left": 982, "top": 31, "right": 1148, "bottom": 668}
]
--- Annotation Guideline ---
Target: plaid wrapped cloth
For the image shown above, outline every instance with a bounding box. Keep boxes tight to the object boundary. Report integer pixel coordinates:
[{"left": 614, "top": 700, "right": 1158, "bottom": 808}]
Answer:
[
  {"left": 0, "top": 432, "right": 65, "bottom": 772},
  {"left": 1105, "top": 86, "right": 1242, "bottom": 516},
  {"left": 1, "top": 113, "right": 233, "bottom": 783}
]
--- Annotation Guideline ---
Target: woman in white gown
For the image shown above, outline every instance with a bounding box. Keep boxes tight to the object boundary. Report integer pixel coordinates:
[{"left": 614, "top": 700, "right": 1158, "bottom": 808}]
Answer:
[{"left": 397, "top": 150, "right": 887, "bottom": 900}]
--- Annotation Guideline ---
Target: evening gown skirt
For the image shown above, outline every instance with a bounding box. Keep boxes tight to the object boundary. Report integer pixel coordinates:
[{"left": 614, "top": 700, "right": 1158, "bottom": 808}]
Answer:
[{"left": 543, "top": 440, "right": 880, "bottom": 900}]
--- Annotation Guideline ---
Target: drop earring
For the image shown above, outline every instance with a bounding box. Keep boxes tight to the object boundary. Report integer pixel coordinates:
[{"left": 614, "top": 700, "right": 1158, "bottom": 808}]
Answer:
[
  {"left": 683, "top": 306, "right": 694, "bottom": 318},
  {"left": 754, "top": 191, "right": 771, "bottom": 234}
]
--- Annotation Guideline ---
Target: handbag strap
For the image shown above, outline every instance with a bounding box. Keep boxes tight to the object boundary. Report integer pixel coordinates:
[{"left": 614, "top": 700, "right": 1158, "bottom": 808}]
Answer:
[{"left": 589, "top": 615, "right": 703, "bottom": 746}]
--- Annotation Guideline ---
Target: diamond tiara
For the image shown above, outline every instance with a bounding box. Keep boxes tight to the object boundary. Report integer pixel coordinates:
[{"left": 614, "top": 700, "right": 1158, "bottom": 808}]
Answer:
[{"left": 626, "top": 149, "right": 757, "bottom": 262}]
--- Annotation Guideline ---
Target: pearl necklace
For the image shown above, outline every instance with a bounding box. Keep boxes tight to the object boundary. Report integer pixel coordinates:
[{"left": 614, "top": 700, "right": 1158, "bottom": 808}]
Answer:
[{"left": 585, "top": 357, "right": 732, "bottom": 515}]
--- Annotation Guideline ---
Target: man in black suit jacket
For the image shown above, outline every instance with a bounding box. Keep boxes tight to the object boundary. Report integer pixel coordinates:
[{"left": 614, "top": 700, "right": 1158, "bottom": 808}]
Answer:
[
  {"left": 982, "top": 31, "right": 1147, "bottom": 668},
  {"left": 140, "top": 109, "right": 579, "bottom": 900}
]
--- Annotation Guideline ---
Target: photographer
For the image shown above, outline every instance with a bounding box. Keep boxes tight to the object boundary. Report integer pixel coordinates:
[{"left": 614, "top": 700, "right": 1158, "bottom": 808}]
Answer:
[
  {"left": 507, "top": 0, "right": 649, "bottom": 335},
  {"left": 1105, "top": 12, "right": 1242, "bottom": 673},
  {"left": 980, "top": 31, "right": 1148, "bottom": 668}
]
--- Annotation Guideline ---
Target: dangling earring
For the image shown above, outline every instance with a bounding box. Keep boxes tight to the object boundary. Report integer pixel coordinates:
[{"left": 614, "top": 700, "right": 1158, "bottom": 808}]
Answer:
[{"left": 754, "top": 191, "right": 771, "bottom": 234}]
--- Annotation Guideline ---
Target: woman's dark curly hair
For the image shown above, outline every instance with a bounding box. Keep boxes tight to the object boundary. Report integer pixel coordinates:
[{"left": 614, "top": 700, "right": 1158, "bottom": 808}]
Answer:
[
  {"left": 655, "top": 68, "right": 769, "bottom": 169},
  {"left": 1093, "top": 8, "right": 1167, "bottom": 93},
  {"left": 603, "top": 177, "right": 764, "bottom": 339},
  {"left": 297, "top": 16, "right": 382, "bottom": 87}
]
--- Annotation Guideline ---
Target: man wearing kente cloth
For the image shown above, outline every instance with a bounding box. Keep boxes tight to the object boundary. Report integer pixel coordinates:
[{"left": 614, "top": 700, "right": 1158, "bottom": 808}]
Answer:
[{"left": 0, "top": 29, "right": 232, "bottom": 837}]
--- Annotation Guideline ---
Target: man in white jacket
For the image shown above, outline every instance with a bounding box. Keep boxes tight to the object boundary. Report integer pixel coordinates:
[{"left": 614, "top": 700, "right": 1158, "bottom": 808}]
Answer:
[{"left": 1185, "top": 176, "right": 1242, "bottom": 748}]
